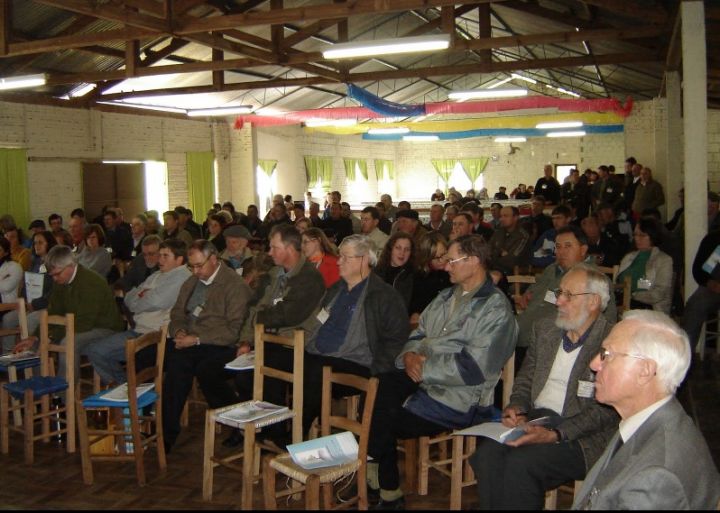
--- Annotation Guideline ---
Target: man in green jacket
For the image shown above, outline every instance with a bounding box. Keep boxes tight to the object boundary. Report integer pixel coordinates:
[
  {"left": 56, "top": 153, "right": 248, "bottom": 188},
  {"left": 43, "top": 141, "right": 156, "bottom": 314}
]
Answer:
[{"left": 14, "top": 244, "right": 125, "bottom": 382}]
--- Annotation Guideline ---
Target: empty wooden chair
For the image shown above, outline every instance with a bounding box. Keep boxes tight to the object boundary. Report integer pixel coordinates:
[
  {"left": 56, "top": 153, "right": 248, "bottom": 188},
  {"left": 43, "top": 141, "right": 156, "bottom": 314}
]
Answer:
[
  {"left": 76, "top": 325, "right": 168, "bottom": 486},
  {"left": 0, "top": 311, "right": 76, "bottom": 464},
  {"left": 202, "top": 324, "right": 304, "bottom": 509},
  {"left": 263, "top": 366, "right": 379, "bottom": 510}
]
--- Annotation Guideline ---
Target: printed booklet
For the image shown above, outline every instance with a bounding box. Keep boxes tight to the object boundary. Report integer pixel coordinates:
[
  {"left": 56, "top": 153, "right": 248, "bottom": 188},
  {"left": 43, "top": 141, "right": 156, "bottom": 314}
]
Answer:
[{"left": 287, "top": 431, "right": 358, "bottom": 470}]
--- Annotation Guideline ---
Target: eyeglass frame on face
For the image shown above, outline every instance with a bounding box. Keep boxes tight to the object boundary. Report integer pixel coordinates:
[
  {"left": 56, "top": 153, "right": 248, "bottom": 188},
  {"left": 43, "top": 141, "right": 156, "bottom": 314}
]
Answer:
[
  {"left": 49, "top": 265, "right": 71, "bottom": 278},
  {"left": 597, "top": 347, "right": 649, "bottom": 362},
  {"left": 552, "top": 288, "right": 596, "bottom": 301},
  {"left": 444, "top": 255, "right": 469, "bottom": 267},
  {"left": 187, "top": 255, "right": 210, "bottom": 270},
  {"left": 338, "top": 252, "right": 364, "bottom": 262}
]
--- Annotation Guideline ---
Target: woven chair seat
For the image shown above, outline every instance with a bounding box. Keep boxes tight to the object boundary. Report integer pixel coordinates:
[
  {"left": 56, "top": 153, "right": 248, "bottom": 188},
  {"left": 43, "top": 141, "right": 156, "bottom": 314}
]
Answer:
[
  {"left": 0, "top": 358, "right": 40, "bottom": 373},
  {"left": 212, "top": 400, "right": 296, "bottom": 430},
  {"left": 82, "top": 389, "right": 158, "bottom": 409},
  {"left": 3, "top": 375, "right": 68, "bottom": 399},
  {"left": 269, "top": 453, "right": 361, "bottom": 484}
]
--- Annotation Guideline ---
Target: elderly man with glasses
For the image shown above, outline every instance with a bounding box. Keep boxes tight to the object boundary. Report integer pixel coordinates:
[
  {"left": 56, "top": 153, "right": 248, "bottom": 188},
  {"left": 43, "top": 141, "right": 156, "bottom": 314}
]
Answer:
[
  {"left": 471, "top": 263, "right": 619, "bottom": 509},
  {"left": 162, "top": 239, "right": 251, "bottom": 453},
  {"left": 574, "top": 310, "right": 720, "bottom": 509},
  {"left": 366, "top": 234, "right": 517, "bottom": 509}
]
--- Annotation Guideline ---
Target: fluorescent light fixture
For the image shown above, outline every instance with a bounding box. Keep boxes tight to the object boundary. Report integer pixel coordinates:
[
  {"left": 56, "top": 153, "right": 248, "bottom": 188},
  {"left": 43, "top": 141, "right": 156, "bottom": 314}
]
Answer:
[
  {"left": 546, "top": 131, "right": 586, "bottom": 138},
  {"left": 305, "top": 118, "right": 357, "bottom": 127},
  {"left": 0, "top": 73, "right": 47, "bottom": 91},
  {"left": 495, "top": 137, "right": 527, "bottom": 143},
  {"left": 448, "top": 88, "right": 528, "bottom": 100},
  {"left": 367, "top": 127, "right": 410, "bottom": 135},
  {"left": 97, "top": 101, "right": 187, "bottom": 114},
  {"left": 187, "top": 105, "right": 254, "bottom": 117},
  {"left": 70, "top": 83, "right": 97, "bottom": 98},
  {"left": 323, "top": 34, "right": 450, "bottom": 60},
  {"left": 102, "top": 160, "right": 143, "bottom": 164},
  {"left": 536, "top": 121, "right": 584, "bottom": 129},
  {"left": 511, "top": 73, "right": 537, "bottom": 85},
  {"left": 403, "top": 135, "right": 439, "bottom": 142},
  {"left": 555, "top": 87, "right": 581, "bottom": 98},
  {"left": 486, "top": 77, "right": 513, "bottom": 89}
]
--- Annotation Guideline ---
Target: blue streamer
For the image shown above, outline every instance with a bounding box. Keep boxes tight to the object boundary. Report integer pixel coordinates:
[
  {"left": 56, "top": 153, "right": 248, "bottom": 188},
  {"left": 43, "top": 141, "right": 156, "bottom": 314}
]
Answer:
[
  {"left": 348, "top": 84, "right": 426, "bottom": 118},
  {"left": 361, "top": 125, "right": 624, "bottom": 141}
]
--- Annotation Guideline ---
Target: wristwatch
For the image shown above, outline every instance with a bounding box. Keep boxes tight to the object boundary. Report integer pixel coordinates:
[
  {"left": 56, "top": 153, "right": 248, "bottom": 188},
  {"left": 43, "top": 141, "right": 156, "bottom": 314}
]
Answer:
[{"left": 551, "top": 427, "right": 564, "bottom": 443}]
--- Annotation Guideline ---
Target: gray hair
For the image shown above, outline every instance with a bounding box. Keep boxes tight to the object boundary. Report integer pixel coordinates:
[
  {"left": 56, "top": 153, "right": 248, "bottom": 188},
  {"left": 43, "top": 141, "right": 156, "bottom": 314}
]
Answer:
[
  {"left": 565, "top": 263, "right": 611, "bottom": 310},
  {"left": 45, "top": 245, "right": 76, "bottom": 271},
  {"left": 339, "top": 234, "right": 378, "bottom": 267},
  {"left": 188, "top": 239, "right": 218, "bottom": 258},
  {"left": 621, "top": 309, "right": 691, "bottom": 394}
]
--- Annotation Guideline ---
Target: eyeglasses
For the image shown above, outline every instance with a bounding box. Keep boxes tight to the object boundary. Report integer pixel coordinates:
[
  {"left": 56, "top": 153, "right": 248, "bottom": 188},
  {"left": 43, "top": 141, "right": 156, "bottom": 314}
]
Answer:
[
  {"left": 187, "top": 257, "right": 209, "bottom": 270},
  {"left": 338, "top": 253, "right": 364, "bottom": 261},
  {"left": 552, "top": 289, "right": 596, "bottom": 301},
  {"left": 444, "top": 256, "right": 469, "bottom": 267},
  {"left": 49, "top": 266, "right": 70, "bottom": 278},
  {"left": 597, "top": 347, "right": 649, "bottom": 362}
]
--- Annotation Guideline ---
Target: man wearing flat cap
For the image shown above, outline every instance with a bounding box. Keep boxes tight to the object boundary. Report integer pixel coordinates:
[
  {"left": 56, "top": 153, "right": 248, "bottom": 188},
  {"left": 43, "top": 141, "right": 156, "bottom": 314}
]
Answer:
[
  {"left": 219, "top": 224, "right": 254, "bottom": 274},
  {"left": 394, "top": 209, "right": 427, "bottom": 248}
]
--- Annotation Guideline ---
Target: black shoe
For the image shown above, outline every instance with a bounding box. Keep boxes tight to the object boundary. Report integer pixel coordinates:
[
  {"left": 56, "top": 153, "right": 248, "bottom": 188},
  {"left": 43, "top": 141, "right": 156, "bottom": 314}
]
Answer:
[
  {"left": 370, "top": 496, "right": 405, "bottom": 510},
  {"left": 222, "top": 428, "right": 243, "bottom": 448}
]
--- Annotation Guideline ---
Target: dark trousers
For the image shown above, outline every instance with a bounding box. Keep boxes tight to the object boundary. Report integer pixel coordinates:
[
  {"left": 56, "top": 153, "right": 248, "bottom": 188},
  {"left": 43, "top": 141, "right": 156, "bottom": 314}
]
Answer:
[
  {"left": 301, "top": 353, "right": 370, "bottom": 436},
  {"left": 367, "top": 371, "right": 446, "bottom": 491},
  {"left": 470, "top": 436, "right": 586, "bottom": 510},
  {"left": 162, "top": 341, "right": 235, "bottom": 446},
  {"left": 195, "top": 346, "right": 240, "bottom": 409}
]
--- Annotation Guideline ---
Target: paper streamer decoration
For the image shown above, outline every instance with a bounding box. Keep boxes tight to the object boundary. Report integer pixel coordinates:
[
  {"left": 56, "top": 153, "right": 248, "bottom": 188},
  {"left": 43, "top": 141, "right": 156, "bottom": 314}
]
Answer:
[
  {"left": 361, "top": 125, "right": 624, "bottom": 141},
  {"left": 347, "top": 84, "right": 425, "bottom": 117}
]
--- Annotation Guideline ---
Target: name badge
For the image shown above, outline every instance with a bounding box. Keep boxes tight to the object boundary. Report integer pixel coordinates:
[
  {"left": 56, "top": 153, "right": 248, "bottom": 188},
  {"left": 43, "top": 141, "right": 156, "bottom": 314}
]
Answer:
[
  {"left": 606, "top": 187, "right": 613, "bottom": 193},
  {"left": 273, "top": 297, "right": 284, "bottom": 306},
  {"left": 235, "top": 267, "right": 244, "bottom": 276},
  {"left": 542, "top": 184, "right": 548, "bottom": 189},
  {"left": 577, "top": 380, "right": 595, "bottom": 398},
  {"left": 316, "top": 308, "right": 329, "bottom": 324},
  {"left": 131, "top": 249, "right": 137, "bottom": 257},
  {"left": 637, "top": 278, "right": 652, "bottom": 290},
  {"left": 544, "top": 289, "right": 557, "bottom": 305},
  {"left": 39, "top": 264, "right": 47, "bottom": 273},
  {"left": 192, "top": 305, "right": 203, "bottom": 317}
]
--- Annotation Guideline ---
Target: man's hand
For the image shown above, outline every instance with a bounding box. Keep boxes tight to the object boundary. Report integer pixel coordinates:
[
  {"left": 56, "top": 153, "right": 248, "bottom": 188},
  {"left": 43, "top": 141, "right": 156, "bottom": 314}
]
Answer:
[
  {"left": 14, "top": 336, "right": 37, "bottom": 353},
  {"left": 174, "top": 331, "right": 198, "bottom": 350},
  {"left": 500, "top": 405, "right": 527, "bottom": 428},
  {"left": 236, "top": 341, "right": 252, "bottom": 356},
  {"left": 403, "top": 352, "right": 426, "bottom": 383},
  {"left": 505, "top": 425, "right": 558, "bottom": 447},
  {"left": 517, "top": 291, "right": 532, "bottom": 310}
]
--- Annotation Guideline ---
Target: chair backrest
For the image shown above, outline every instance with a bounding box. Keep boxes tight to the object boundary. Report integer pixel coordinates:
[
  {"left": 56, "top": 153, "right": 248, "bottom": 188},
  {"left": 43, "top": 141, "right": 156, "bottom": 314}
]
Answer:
[
  {"left": 319, "top": 366, "right": 379, "bottom": 468},
  {"left": 124, "top": 324, "right": 168, "bottom": 413},
  {"left": 597, "top": 264, "right": 619, "bottom": 283},
  {"left": 500, "top": 352, "right": 515, "bottom": 408},
  {"left": 253, "top": 323, "right": 304, "bottom": 443},
  {"left": 39, "top": 310, "right": 75, "bottom": 380},
  {"left": 617, "top": 275, "right": 632, "bottom": 315},
  {"left": 0, "top": 298, "right": 28, "bottom": 340}
]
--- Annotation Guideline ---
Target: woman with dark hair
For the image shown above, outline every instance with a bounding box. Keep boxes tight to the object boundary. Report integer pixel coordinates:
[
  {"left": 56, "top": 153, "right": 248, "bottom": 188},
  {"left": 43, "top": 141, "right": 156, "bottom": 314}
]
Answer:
[
  {"left": 374, "top": 231, "right": 415, "bottom": 312},
  {"left": 77, "top": 223, "right": 112, "bottom": 277},
  {"left": 0, "top": 237, "right": 23, "bottom": 348},
  {"left": 54, "top": 229, "right": 73, "bottom": 247},
  {"left": 617, "top": 217, "right": 673, "bottom": 313},
  {"left": 409, "top": 232, "right": 451, "bottom": 326},
  {"left": 301, "top": 227, "right": 340, "bottom": 288},
  {"left": 4, "top": 226, "right": 31, "bottom": 271},
  {"left": 207, "top": 213, "right": 227, "bottom": 252}
]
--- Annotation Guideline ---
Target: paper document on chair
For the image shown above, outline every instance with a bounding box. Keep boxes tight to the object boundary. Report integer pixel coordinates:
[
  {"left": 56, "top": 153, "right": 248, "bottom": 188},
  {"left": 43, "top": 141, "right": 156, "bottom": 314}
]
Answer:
[
  {"left": 217, "top": 400, "right": 288, "bottom": 426},
  {"left": 101, "top": 383, "right": 155, "bottom": 402},
  {"left": 0, "top": 350, "right": 39, "bottom": 365},
  {"left": 453, "top": 416, "right": 557, "bottom": 444},
  {"left": 224, "top": 351, "right": 254, "bottom": 371},
  {"left": 24, "top": 271, "right": 44, "bottom": 304},
  {"left": 287, "top": 431, "right": 358, "bottom": 470}
]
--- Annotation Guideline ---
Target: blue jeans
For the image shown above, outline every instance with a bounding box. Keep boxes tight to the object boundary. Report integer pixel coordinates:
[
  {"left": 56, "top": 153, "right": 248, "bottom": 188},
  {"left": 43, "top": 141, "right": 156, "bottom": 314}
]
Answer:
[{"left": 84, "top": 330, "right": 140, "bottom": 385}]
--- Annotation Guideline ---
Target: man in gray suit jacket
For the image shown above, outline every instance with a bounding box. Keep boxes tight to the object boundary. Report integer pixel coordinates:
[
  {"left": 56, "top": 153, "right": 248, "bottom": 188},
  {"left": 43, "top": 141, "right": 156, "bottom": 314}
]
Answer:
[
  {"left": 471, "top": 263, "right": 619, "bottom": 509},
  {"left": 574, "top": 310, "right": 720, "bottom": 510}
]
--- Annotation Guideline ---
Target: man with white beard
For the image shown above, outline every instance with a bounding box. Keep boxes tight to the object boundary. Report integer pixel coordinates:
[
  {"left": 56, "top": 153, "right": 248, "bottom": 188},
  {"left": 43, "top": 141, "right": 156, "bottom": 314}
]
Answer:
[{"left": 470, "top": 263, "right": 619, "bottom": 509}]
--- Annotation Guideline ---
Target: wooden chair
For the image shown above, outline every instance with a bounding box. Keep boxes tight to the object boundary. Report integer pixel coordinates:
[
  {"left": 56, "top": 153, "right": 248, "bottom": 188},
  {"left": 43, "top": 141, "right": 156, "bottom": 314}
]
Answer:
[
  {"left": 615, "top": 275, "right": 632, "bottom": 316},
  {"left": 544, "top": 479, "right": 584, "bottom": 510},
  {"left": 597, "top": 264, "right": 620, "bottom": 283},
  {"left": 507, "top": 273, "right": 536, "bottom": 311},
  {"left": 202, "top": 324, "right": 304, "bottom": 509},
  {"left": 76, "top": 325, "right": 168, "bottom": 486},
  {"left": 0, "top": 311, "right": 76, "bottom": 464},
  {"left": 0, "top": 299, "right": 34, "bottom": 426},
  {"left": 263, "top": 366, "right": 379, "bottom": 510},
  {"left": 402, "top": 352, "right": 515, "bottom": 509},
  {"left": 180, "top": 376, "right": 206, "bottom": 428}
]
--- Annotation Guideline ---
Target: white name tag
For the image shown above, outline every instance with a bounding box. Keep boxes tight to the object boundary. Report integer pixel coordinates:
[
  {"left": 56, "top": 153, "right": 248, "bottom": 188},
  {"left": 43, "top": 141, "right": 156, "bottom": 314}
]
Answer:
[
  {"left": 316, "top": 308, "right": 329, "bottom": 324},
  {"left": 273, "top": 297, "right": 284, "bottom": 306},
  {"left": 235, "top": 267, "right": 244, "bottom": 276},
  {"left": 192, "top": 305, "right": 203, "bottom": 317},
  {"left": 637, "top": 278, "right": 652, "bottom": 290},
  {"left": 131, "top": 249, "right": 137, "bottom": 257},
  {"left": 577, "top": 380, "right": 595, "bottom": 398},
  {"left": 544, "top": 289, "right": 557, "bottom": 305},
  {"left": 606, "top": 187, "right": 613, "bottom": 193},
  {"left": 542, "top": 184, "right": 548, "bottom": 189}
]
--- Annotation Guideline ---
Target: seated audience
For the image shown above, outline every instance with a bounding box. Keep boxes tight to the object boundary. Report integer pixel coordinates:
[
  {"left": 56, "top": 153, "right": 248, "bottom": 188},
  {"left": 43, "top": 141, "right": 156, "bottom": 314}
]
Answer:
[
  {"left": 48, "top": 213, "right": 63, "bottom": 233},
  {"left": 494, "top": 186, "right": 509, "bottom": 200},
  {"left": 431, "top": 189, "right": 445, "bottom": 201},
  {"left": 301, "top": 227, "right": 340, "bottom": 288},
  {"left": 449, "top": 212, "right": 474, "bottom": 241},
  {"left": 219, "top": 224, "right": 254, "bottom": 273},
  {"left": 129, "top": 214, "right": 147, "bottom": 256},
  {"left": 366, "top": 235, "right": 517, "bottom": 508},
  {"left": 360, "top": 206, "right": 389, "bottom": 255},
  {"left": 4, "top": 225, "right": 31, "bottom": 271},
  {"left": 581, "top": 214, "right": 624, "bottom": 267},
  {"left": 161, "top": 210, "right": 194, "bottom": 247},
  {"left": 393, "top": 209, "right": 427, "bottom": 248},
  {"left": 319, "top": 202, "right": 353, "bottom": 245},
  {"left": 205, "top": 213, "right": 227, "bottom": 252},
  {"left": 617, "top": 217, "right": 673, "bottom": 314},
  {"left": 531, "top": 205, "right": 572, "bottom": 268},
  {"left": 295, "top": 217, "right": 311, "bottom": 234},
  {"left": 529, "top": 196, "right": 552, "bottom": 243},
  {"left": 243, "top": 204, "right": 262, "bottom": 236},
  {"left": 114, "top": 235, "right": 161, "bottom": 294},
  {"left": 471, "top": 264, "right": 618, "bottom": 509},
  {"left": 574, "top": 311, "right": 720, "bottom": 509},
  {"left": 424, "top": 204, "right": 451, "bottom": 240},
  {"left": 409, "top": 232, "right": 450, "bottom": 326},
  {"left": 374, "top": 232, "right": 416, "bottom": 313},
  {"left": 488, "top": 206, "right": 532, "bottom": 276},
  {"left": 0, "top": 237, "right": 23, "bottom": 343},
  {"left": 77, "top": 223, "right": 112, "bottom": 278},
  {"left": 103, "top": 209, "right": 133, "bottom": 261},
  {"left": 461, "top": 202, "right": 493, "bottom": 241}
]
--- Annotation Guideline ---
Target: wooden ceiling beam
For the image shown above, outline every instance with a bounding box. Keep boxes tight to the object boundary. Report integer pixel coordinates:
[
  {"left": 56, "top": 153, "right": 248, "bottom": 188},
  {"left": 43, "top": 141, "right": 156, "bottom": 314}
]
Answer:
[
  {"left": 579, "top": 0, "right": 667, "bottom": 25},
  {"left": 173, "top": 0, "right": 213, "bottom": 16},
  {"left": 280, "top": 18, "right": 340, "bottom": 50},
  {"left": 0, "top": 0, "right": 9, "bottom": 56},
  {"left": 34, "top": 0, "right": 168, "bottom": 32},
  {"left": 6, "top": 27, "right": 160, "bottom": 57},
  {"left": 175, "top": 0, "right": 503, "bottom": 35},
  {"left": 120, "top": 0, "right": 166, "bottom": 18}
]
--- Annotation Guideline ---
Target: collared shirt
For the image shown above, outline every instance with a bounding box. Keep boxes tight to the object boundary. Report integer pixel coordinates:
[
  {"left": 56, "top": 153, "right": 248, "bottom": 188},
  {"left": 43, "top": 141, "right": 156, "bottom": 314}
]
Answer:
[
  {"left": 200, "top": 262, "right": 221, "bottom": 286},
  {"left": 68, "top": 264, "right": 79, "bottom": 284},
  {"left": 618, "top": 394, "right": 673, "bottom": 443}
]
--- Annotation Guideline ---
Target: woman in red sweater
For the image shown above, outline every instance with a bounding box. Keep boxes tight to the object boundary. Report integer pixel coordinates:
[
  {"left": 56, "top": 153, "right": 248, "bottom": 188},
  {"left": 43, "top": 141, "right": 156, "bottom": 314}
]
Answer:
[{"left": 301, "top": 227, "right": 340, "bottom": 288}]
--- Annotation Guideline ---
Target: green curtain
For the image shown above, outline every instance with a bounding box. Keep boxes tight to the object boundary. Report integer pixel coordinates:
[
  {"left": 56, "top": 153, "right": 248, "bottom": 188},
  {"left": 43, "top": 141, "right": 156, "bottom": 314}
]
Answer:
[
  {"left": 258, "top": 159, "right": 277, "bottom": 177},
  {"left": 185, "top": 151, "right": 215, "bottom": 220},
  {"left": 431, "top": 159, "right": 457, "bottom": 191},
  {"left": 0, "top": 149, "right": 30, "bottom": 230},
  {"left": 459, "top": 157, "right": 489, "bottom": 188},
  {"left": 374, "top": 159, "right": 394, "bottom": 180},
  {"left": 357, "top": 159, "right": 368, "bottom": 180},
  {"left": 304, "top": 155, "right": 333, "bottom": 191},
  {"left": 343, "top": 158, "right": 368, "bottom": 181}
]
